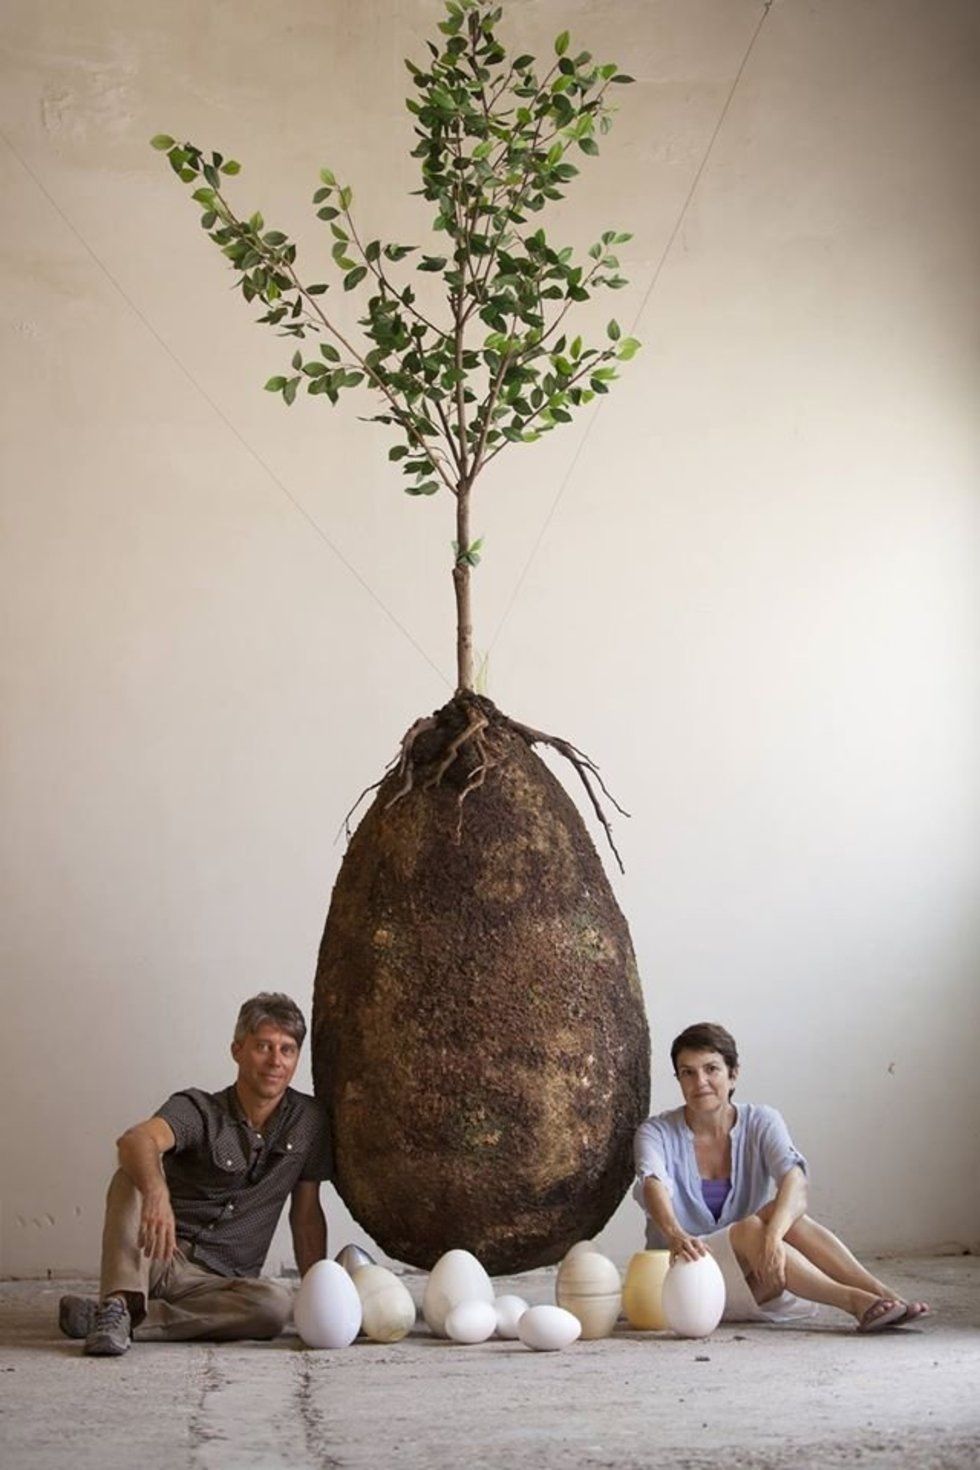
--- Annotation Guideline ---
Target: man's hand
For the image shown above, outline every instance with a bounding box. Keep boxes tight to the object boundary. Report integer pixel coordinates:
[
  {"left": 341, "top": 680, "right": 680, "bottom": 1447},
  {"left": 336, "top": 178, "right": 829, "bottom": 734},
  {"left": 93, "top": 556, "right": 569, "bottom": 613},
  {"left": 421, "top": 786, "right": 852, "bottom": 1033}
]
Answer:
[
  {"left": 668, "top": 1230, "right": 708, "bottom": 1263},
  {"left": 138, "top": 1186, "right": 177, "bottom": 1263},
  {"left": 754, "top": 1231, "right": 787, "bottom": 1301}
]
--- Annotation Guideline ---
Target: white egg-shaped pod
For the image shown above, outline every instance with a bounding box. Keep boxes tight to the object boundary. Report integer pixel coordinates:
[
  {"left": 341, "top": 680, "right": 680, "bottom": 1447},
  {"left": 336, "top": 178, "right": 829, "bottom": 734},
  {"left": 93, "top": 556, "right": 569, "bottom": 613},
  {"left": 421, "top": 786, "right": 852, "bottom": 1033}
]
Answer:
[
  {"left": 294, "top": 1259, "right": 363, "bottom": 1349},
  {"left": 661, "top": 1253, "right": 726, "bottom": 1338},
  {"left": 562, "top": 1240, "right": 597, "bottom": 1262},
  {"left": 422, "top": 1249, "right": 494, "bottom": 1337},
  {"left": 445, "top": 1300, "right": 498, "bottom": 1344},
  {"left": 335, "top": 1243, "right": 376, "bottom": 1276},
  {"left": 352, "top": 1264, "right": 416, "bottom": 1343},
  {"left": 555, "top": 1249, "right": 622, "bottom": 1339},
  {"left": 494, "top": 1294, "right": 529, "bottom": 1339},
  {"left": 518, "top": 1304, "right": 582, "bottom": 1352}
]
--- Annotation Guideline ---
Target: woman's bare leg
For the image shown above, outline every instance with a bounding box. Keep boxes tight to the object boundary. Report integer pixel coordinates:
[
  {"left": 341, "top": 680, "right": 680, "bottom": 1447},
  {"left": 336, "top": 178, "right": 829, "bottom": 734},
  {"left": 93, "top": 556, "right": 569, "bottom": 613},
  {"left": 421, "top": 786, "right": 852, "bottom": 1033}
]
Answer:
[
  {"left": 729, "top": 1216, "right": 887, "bottom": 1322},
  {"left": 755, "top": 1202, "right": 895, "bottom": 1298}
]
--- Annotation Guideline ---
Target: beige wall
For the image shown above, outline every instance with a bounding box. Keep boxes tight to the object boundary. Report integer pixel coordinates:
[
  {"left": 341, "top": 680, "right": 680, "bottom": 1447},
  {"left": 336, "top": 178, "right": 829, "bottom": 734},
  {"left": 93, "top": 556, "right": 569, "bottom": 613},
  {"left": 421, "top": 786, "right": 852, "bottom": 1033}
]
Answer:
[{"left": 2, "top": 0, "right": 978, "bottom": 1277}]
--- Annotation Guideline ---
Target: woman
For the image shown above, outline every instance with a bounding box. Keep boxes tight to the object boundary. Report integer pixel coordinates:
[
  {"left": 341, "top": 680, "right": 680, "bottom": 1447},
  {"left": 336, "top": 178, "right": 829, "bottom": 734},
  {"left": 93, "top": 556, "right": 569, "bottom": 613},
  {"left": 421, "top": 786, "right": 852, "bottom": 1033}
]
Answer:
[{"left": 634, "top": 1021, "right": 930, "bottom": 1331}]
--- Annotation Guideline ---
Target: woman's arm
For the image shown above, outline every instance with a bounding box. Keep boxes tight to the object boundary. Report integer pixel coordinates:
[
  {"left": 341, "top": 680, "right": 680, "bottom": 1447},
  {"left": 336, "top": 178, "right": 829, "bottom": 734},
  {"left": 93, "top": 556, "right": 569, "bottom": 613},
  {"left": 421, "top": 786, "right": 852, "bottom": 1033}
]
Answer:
[
  {"left": 754, "top": 1164, "right": 808, "bottom": 1296},
  {"left": 643, "top": 1177, "right": 707, "bottom": 1261}
]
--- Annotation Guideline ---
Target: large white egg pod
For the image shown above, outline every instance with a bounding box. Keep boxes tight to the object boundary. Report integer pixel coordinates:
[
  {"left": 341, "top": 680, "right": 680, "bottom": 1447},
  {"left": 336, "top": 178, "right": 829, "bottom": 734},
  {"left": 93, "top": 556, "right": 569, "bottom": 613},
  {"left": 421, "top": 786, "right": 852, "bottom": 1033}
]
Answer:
[
  {"left": 352, "top": 1264, "right": 416, "bottom": 1343},
  {"left": 517, "top": 1305, "right": 582, "bottom": 1352},
  {"left": 661, "top": 1253, "right": 726, "bottom": 1338},
  {"left": 555, "top": 1248, "right": 622, "bottom": 1339},
  {"left": 422, "top": 1249, "right": 494, "bottom": 1336},
  {"left": 294, "top": 1259, "right": 363, "bottom": 1349}
]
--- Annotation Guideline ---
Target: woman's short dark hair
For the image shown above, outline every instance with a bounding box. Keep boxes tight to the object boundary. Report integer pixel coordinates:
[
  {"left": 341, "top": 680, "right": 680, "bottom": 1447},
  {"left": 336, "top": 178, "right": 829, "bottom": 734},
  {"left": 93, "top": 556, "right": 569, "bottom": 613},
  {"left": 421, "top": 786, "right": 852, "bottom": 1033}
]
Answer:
[
  {"left": 670, "top": 1022, "right": 739, "bottom": 1075},
  {"left": 234, "top": 992, "right": 307, "bottom": 1047}
]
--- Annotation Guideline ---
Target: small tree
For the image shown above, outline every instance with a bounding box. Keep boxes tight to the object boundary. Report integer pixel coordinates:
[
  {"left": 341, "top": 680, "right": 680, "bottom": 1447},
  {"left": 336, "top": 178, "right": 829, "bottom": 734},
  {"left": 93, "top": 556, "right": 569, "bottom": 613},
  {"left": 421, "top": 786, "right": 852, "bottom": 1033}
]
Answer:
[{"left": 152, "top": 0, "right": 638, "bottom": 697}]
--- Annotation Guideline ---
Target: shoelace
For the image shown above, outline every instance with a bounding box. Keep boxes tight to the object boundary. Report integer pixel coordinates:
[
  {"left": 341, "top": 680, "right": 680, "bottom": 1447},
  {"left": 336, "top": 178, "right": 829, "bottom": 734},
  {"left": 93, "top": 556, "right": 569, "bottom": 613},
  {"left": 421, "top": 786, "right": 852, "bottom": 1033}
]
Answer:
[{"left": 93, "top": 1298, "right": 128, "bottom": 1326}]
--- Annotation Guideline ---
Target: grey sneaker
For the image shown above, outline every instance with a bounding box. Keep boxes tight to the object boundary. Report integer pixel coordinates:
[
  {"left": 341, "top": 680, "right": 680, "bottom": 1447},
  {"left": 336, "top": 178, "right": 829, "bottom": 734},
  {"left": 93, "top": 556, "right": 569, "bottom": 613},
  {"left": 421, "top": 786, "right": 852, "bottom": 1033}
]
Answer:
[
  {"left": 83, "top": 1297, "right": 132, "bottom": 1356},
  {"left": 59, "top": 1294, "right": 98, "bottom": 1339}
]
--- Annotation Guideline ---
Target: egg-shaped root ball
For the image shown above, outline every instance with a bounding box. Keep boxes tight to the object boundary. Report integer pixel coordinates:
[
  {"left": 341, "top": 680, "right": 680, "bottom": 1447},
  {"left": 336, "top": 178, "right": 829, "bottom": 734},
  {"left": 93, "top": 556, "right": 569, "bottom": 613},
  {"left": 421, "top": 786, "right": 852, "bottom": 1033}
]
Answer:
[
  {"left": 518, "top": 1305, "right": 582, "bottom": 1352},
  {"left": 445, "top": 1300, "right": 498, "bottom": 1344},
  {"left": 352, "top": 1264, "right": 416, "bottom": 1343},
  {"left": 661, "top": 1253, "right": 726, "bottom": 1338},
  {"left": 294, "top": 1260, "right": 363, "bottom": 1349},
  {"left": 494, "top": 1295, "right": 529, "bottom": 1339},
  {"left": 422, "top": 1249, "right": 494, "bottom": 1336},
  {"left": 556, "top": 1248, "right": 621, "bottom": 1339},
  {"left": 622, "top": 1250, "right": 671, "bottom": 1331}
]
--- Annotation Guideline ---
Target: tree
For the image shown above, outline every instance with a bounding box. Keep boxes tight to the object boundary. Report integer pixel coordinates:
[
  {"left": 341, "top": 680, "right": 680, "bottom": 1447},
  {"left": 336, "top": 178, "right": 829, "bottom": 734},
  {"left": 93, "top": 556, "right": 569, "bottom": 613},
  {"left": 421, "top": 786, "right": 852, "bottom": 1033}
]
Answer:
[{"left": 152, "top": 0, "right": 649, "bottom": 1272}]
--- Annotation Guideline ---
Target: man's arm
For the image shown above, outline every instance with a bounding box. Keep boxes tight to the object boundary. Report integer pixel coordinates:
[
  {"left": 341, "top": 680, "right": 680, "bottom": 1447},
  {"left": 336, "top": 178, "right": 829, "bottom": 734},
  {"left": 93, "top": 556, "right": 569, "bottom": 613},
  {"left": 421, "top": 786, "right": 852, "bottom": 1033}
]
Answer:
[
  {"left": 116, "top": 1116, "right": 178, "bottom": 1263},
  {"left": 289, "top": 1181, "right": 327, "bottom": 1277}
]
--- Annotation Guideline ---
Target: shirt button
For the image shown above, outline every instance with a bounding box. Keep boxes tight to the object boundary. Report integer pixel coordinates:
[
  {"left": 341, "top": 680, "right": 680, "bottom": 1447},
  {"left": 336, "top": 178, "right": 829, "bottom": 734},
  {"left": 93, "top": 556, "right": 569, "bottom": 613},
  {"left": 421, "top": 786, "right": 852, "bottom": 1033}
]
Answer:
[
  {"left": 228, "top": 1204, "right": 235, "bottom": 1212},
  {"left": 226, "top": 1159, "right": 233, "bottom": 1166},
  {"left": 286, "top": 1142, "right": 293, "bottom": 1151}
]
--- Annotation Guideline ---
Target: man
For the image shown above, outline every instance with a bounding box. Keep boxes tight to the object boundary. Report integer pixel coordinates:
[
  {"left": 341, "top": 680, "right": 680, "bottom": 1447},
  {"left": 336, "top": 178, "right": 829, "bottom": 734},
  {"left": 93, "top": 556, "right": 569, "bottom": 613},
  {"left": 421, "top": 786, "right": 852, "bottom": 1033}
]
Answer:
[{"left": 59, "top": 992, "right": 331, "bottom": 1356}]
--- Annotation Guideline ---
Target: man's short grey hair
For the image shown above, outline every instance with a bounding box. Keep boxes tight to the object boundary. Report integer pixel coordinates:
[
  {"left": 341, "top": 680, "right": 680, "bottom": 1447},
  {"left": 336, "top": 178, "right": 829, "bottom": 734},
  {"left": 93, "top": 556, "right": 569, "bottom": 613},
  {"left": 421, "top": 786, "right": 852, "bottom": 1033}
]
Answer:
[{"left": 234, "top": 993, "right": 307, "bottom": 1047}]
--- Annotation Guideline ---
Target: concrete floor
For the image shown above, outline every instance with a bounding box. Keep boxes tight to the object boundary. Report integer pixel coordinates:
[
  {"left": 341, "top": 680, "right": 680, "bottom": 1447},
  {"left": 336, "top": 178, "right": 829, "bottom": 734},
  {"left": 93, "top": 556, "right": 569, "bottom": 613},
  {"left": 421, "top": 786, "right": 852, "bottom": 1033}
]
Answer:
[{"left": 2, "top": 1255, "right": 978, "bottom": 1469}]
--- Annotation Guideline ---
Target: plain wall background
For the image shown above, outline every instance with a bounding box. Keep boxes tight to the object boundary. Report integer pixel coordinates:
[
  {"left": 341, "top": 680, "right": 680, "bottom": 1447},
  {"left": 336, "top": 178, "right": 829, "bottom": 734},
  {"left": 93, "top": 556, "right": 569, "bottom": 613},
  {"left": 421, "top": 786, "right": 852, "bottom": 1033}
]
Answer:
[{"left": 2, "top": 0, "right": 978, "bottom": 1277}]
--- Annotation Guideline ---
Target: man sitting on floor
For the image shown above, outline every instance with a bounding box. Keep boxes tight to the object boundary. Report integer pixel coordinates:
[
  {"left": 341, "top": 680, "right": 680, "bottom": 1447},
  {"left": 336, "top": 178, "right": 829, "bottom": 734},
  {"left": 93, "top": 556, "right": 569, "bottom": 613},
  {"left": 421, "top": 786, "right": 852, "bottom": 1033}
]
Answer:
[{"left": 60, "top": 991, "right": 331, "bottom": 1356}]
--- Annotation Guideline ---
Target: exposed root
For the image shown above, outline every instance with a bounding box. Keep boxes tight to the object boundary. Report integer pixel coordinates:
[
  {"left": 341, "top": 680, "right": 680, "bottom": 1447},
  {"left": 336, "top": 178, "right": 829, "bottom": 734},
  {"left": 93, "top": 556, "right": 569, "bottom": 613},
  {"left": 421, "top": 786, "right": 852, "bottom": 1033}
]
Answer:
[
  {"left": 346, "top": 697, "right": 628, "bottom": 872},
  {"left": 426, "top": 705, "right": 488, "bottom": 789},
  {"left": 384, "top": 714, "right": 439, "bottom": 810},
  {"left": 339, "top": 776, "right": 384, "bottom": 842},
  {"left": 503, "top": 716, "right": 628, "bottom": 874}
]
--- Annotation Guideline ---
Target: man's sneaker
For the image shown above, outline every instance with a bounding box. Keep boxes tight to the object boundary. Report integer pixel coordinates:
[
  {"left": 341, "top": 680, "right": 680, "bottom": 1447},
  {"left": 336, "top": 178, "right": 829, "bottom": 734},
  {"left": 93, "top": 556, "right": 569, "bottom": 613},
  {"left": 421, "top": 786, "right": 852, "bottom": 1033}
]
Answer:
[
  {"left": 83, "top": 1297, "right": 132, "bottom": 1356},
  {"left": 59, "top": 1294, "right": 98, "bottom": 1339}
]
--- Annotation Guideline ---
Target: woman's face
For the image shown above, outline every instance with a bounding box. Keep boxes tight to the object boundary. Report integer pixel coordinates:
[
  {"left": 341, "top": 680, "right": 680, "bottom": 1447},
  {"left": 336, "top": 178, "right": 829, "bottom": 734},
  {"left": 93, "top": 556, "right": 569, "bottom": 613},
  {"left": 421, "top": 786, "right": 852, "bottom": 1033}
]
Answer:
[{"left": 674, "top": 1047, "right": 737, "bottom": 1115}]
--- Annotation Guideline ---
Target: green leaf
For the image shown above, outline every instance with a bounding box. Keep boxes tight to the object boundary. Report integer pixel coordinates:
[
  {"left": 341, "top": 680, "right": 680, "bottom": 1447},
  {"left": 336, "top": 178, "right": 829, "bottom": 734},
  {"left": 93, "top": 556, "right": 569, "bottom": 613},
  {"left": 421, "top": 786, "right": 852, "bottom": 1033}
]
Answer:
[
  {"left": 306, "top": 283, "right": 329, "bottom": 295},
  {"left": 319, "top": 167, "right": 336, "bottom": 186},
  {"left": 343, "top": 266, "right": 368, "bottom": 290},
  {"left": 283, "top": 376, "right": 300, "bottom": 406},
  {"left": 578, "top": 137, "right": 600, "bottom": 156},
  {"left": 317, "top": 206, "right": 340, "bottom": 221},
  {"left": 617, "top": 337, "right": 641, "bottom": 360},
  {"left": 320, "top": 343, "right": 341, "bottom": 361},
  {"left": 406, "top": 480, "right": 439, "bottom": 496},
  {"left": 418, "top": 255, "right": 447, "bottom": 272},
  {"left": 263, "top": 231, "right": 287, "bottom": 246},
  {"left": 221, "top": 160, "right": 241, "bottom": 175},
  {"left": 191, "top": 187, "right": 216, "bottom": 206},
  {"left": 389, "top": 445, "right": 409, "bottom": 461},
  {"left": 292, "top": 350, "right": 302, "bottom": 369},
  {"left": 264, "top": 376, "right": 287, "bottom": 392},
  {"left": 338, "top": 185, "right": 353, "bottom": 210},
  {"left": 555, "top": 30, "right": 570, "bottom": 56},
  {"left": 613, "top": 73, "right": 635, "bottom": 84},
  {"left": 607, "top": 319, "right": 621, "bottom": 340},
  {"left": 150, "top": 133, "right": 175, "bottom": 151}
]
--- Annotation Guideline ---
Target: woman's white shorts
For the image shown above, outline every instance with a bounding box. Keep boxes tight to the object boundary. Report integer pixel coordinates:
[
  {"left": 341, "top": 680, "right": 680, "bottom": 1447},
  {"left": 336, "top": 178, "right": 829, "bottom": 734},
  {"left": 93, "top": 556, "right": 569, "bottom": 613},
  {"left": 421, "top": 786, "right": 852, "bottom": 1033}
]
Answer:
[{"left": 704, "top": 1224, "right": 818, "bottom": 1324}]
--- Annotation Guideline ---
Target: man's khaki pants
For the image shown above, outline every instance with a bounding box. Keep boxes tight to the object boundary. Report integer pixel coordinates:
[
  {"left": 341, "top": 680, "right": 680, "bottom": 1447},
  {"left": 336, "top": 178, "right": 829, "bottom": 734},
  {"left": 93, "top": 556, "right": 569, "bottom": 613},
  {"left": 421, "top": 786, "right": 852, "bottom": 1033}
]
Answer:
[{"left": 100, "top": 1171, "right": 293, "bottom": 1342}]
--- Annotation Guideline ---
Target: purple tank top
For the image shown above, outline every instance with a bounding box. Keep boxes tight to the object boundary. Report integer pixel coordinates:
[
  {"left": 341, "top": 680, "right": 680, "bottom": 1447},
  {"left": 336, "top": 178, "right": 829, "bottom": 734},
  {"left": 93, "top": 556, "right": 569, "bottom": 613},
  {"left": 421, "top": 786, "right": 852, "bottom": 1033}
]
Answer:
[{"left": 701, "top": 1176, "right": 731, "bottom": 1222}]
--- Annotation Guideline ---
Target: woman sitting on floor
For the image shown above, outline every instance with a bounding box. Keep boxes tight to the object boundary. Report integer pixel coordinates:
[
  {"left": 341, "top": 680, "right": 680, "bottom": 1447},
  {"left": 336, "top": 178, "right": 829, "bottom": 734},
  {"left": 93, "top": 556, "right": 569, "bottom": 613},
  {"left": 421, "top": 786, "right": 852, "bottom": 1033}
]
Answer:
[{"left": 634, "top": 1021, "right": 930, "bottom": 1332}]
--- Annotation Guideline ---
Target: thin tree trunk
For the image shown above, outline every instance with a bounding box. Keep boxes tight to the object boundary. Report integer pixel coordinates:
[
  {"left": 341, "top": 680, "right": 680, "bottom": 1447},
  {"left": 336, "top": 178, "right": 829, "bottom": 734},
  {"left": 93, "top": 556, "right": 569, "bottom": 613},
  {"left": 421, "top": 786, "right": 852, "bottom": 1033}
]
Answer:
[{"left": 453, "top": 483, "right": 474, "bottom": 693}]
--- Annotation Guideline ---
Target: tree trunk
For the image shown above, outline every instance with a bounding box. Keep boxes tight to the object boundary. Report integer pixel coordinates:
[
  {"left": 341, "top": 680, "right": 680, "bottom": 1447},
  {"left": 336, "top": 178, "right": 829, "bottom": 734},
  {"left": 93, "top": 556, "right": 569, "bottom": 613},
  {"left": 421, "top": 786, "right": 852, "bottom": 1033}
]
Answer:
[{"left": 453, "top": 484, "right": 474, "bottom": 692}]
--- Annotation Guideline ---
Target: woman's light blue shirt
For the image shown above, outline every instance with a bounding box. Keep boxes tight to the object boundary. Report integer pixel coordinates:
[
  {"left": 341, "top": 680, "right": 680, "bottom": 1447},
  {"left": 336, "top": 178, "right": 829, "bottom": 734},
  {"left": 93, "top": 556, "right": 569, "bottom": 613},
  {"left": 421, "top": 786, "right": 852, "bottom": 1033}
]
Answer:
[{"left": 633, "top": 1102, "right": 807, "bottom": 1248}]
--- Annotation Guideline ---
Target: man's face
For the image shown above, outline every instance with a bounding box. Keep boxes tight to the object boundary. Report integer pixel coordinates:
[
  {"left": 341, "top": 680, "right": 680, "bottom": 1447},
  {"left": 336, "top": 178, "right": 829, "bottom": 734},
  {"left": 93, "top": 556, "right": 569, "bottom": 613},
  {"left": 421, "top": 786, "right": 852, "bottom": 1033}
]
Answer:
[{"left": 231, "top": 1022, "right": 301, "bottom": 1106}]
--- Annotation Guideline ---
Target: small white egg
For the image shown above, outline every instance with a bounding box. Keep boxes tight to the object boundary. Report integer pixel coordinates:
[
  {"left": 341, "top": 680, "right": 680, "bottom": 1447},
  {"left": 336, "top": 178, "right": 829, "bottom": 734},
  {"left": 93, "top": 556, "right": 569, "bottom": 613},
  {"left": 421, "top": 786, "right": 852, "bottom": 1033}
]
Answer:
[
  {"left": 294, "top": 1260, "right": 362, "bottom": 1349},
  {"left": 445, "top": 1300, "right": 498, "bottom": 1344},
  {"left": 517, "top": 1304, "right": 582, "bottom": 1352},
  {"left": 494, "top": 1294, "right": 529, "bottom": 1339}
]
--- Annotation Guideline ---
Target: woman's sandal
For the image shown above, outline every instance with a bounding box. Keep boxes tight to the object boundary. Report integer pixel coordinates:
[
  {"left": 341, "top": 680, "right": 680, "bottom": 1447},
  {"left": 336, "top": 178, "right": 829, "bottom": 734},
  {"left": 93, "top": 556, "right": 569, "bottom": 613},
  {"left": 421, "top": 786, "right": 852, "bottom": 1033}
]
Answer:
[
  {"left": 896, "top": 1301, "right": 931, "bottom": 1325},
  {"left": 857, "top": 1297, "right": 906, "bottom": 1333}
]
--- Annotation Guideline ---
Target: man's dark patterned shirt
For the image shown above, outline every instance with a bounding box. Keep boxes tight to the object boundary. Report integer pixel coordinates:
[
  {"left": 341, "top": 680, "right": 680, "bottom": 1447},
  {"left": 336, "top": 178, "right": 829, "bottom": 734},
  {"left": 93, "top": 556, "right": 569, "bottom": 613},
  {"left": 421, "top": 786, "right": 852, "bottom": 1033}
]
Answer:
[{"left": 156, "top": 1085, "right": 332, "bottom": 1278}]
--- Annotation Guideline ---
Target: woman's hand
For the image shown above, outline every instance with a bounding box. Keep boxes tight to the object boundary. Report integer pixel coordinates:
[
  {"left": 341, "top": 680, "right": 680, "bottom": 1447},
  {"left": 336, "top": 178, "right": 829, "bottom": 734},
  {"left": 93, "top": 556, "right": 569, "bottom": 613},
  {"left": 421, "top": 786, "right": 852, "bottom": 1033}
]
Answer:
[
  {"left": 754, "top": 1230, "right": 787, "bottom": 1300},
  {"left": 668, "top": 1230, "right": 708, "bottom": 1263}
]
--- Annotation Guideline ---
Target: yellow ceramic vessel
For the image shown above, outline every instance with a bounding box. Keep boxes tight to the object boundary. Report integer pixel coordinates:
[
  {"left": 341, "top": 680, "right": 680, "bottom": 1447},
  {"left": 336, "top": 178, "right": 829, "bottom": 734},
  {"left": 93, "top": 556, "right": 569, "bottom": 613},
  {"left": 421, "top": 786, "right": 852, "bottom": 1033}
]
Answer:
[{"left": 622, "top": 1250, "right": 671, "bottom": 1330}]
